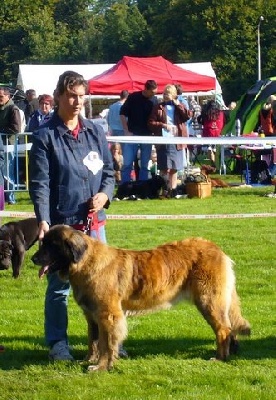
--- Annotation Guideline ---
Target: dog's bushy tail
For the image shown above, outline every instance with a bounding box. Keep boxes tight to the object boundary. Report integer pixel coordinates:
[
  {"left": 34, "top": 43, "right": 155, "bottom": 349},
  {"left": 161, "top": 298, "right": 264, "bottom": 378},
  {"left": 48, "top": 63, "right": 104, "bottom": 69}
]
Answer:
[{"left": 229, "top": 286, "right": 251, "bottom": 336}]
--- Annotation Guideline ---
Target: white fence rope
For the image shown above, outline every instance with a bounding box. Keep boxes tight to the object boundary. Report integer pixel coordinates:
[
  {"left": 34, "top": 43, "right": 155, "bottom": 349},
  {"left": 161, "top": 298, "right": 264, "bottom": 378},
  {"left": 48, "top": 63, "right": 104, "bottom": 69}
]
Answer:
[{"left": 0, "top": 211, "right": 275, "bottom": 220}]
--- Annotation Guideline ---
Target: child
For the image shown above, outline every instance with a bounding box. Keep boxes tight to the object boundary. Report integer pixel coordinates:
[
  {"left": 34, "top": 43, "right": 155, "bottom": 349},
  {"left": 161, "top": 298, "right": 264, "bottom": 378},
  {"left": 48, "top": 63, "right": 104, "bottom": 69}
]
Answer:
[{"left": 110, "top": 142, "right": 123, "bottom": 184}]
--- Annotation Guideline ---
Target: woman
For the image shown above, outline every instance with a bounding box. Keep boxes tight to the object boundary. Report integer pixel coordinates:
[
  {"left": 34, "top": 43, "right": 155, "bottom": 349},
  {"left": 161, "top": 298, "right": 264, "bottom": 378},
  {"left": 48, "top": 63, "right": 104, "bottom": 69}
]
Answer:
[
  {"left": 27, "top": 94, "right": 54, "bottom": 132},
  {"left": 148, "top": 84, "right": 191, "bottom": 198},
  {"left": 29, "top": 71, "right": 115, "bottom": 361},
  {"left": 197, "top": 100, "right": 226, "bottom": 166}
]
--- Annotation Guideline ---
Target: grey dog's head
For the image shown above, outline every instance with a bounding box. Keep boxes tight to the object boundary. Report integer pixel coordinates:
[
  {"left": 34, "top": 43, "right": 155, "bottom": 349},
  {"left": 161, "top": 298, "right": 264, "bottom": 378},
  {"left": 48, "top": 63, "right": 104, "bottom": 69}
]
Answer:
[
  {"left": 32, "top": 225, "right": 88, "bottom": 279},
  {"left": 0, "top": 240, "right": 13, "bottom": 270}
]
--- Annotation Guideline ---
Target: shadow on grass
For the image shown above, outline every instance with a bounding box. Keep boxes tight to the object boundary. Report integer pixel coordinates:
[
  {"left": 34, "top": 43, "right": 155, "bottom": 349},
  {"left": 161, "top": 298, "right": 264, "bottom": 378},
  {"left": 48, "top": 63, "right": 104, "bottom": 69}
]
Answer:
[{"left": 0, "top": 335, "right": 275, "bottom": 371}]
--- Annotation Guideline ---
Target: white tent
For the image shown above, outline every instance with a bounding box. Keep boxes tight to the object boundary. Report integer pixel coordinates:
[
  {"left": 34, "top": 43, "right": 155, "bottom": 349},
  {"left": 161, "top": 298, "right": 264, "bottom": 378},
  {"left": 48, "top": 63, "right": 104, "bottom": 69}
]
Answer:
[
  {"left": 176, "top": 62, "right": 222, "bottom": 96},
  {"left": 17, "top": 64, "right": 111, "bottom": 96},
  {"left": 17, "top": 62, "right": 223, "bottom": 100}
]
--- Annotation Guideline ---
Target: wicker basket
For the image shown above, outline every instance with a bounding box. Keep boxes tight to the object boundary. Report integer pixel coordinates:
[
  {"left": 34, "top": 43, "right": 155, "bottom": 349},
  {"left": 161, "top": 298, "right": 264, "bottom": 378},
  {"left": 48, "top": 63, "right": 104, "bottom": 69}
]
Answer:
[{"left": 185, "top": 181, "right": 212, "bottom": 199}]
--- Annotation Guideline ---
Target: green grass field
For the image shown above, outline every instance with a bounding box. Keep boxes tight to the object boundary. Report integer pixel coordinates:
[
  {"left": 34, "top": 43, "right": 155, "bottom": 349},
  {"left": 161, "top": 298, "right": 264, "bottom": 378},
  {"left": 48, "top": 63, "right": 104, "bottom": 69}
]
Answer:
[{"left": 0, "top": 186, "right": 275, "bottom": 400}]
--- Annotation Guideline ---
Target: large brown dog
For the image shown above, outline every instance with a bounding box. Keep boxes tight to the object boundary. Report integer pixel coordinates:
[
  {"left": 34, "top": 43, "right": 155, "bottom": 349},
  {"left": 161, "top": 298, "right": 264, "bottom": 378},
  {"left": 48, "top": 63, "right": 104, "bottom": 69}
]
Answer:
[{"left": 32, "top": 225, "right": 250, "bottom": 371}]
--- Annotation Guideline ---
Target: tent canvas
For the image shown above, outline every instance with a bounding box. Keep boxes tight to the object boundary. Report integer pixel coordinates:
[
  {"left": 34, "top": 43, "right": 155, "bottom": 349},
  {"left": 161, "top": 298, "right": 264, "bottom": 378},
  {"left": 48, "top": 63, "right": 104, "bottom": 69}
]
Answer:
[
  {"left": 17, "top": 61, "right": 222, "bottom": 98},
  {"left": 88, "top": 56, "right": 216, "bottom": 95},
  {"left": 222, "top": 77, "right": 276, "bottom": 135},
  {"left": 17, "top": 64, "right": 111, "bottom": 96}
]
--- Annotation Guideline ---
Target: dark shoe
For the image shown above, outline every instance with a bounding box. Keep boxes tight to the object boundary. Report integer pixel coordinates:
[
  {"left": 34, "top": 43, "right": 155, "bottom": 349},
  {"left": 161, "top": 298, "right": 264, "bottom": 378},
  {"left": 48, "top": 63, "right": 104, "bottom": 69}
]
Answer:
[{"left": 170, "top": 188, "right": 178, "bottom": 198}]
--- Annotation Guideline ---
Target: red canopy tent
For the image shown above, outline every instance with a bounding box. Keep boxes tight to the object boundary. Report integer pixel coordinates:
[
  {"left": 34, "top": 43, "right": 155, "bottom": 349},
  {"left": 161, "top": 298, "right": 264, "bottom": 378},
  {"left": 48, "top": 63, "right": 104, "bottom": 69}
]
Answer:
[{"left": 88, "top": 56, "right": 216, "bottom": 95}]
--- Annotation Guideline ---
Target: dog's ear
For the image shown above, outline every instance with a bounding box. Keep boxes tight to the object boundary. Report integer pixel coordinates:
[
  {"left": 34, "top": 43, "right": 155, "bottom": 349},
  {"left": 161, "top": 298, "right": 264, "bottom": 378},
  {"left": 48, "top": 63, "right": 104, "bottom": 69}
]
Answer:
[
  {"left": 64, "top": 231, "right": 88, "bottom": 264},
  {"left": 0, "top": 228, "right": 11, "bottom": 242}
]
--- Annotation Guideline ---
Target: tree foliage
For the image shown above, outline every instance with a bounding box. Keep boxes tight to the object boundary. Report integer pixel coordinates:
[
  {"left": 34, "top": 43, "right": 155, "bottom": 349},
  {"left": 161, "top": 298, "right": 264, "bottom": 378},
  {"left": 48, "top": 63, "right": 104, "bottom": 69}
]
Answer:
[{"left": 0, "top": 0, "right": 275, "bottom": 102}]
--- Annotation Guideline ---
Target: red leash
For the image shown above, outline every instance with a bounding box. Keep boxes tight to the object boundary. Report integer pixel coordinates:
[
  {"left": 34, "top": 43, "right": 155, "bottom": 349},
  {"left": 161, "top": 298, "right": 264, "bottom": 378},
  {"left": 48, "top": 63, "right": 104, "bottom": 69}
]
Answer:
[{"left": 72, "top": 212, "right": 106, "bottom": 240}]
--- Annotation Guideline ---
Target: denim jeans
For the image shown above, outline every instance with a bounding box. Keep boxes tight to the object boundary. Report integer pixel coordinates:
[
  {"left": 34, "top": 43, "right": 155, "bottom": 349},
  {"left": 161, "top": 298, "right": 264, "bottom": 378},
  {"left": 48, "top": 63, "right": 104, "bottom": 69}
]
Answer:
[
  {"left": 121, "top": 142, "right": 152, "bottom": 183},
  {"left": 45, "top": 225, "right": 107, "bottom": 347},
  {"left": 111, "top": 129, "right": 124, "bottom": 136}
]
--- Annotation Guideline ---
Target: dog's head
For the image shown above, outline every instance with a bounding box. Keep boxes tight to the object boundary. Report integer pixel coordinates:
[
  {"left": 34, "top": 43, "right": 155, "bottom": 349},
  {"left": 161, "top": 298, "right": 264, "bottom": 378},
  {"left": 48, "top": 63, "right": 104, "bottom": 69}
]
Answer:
[
  {"left": 31, "top": 225, "right": 88, "bottom": 280},
  {"left": 0, "top": 240, "right": 13, "bottom": 270},
  {"left": 152, "top": 175, "right": 167, "bottom": 189},
  {"left": 200, "top": 164, "right": 216, "bottom": 176}
]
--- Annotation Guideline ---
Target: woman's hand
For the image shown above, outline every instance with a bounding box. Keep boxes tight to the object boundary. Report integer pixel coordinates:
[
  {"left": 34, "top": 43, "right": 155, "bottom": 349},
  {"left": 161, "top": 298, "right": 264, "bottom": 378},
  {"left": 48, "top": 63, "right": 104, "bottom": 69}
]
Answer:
[
  {"left": 87, "top": 192, "right": 108, "bottom": 213},
  {"left": 38, "top": 221, "right": 49, "bottom": 240}
]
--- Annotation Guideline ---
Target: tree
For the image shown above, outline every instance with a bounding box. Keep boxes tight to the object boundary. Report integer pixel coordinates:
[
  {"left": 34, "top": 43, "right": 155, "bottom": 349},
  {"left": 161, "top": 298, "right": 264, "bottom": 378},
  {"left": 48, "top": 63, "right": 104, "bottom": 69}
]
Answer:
[
  {"left": 100, "top": 3, "right": 149, "bottom": 61},
  {"left": 0, "top": 0, "right": 275, "bottom": 101}
]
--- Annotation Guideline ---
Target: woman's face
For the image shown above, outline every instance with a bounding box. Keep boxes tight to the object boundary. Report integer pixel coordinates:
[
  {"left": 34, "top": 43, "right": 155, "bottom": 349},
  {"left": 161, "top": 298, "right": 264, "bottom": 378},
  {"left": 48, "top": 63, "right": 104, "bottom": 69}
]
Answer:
[
  {"left": 39, "top": 100, "right": 52, "bottom": 115},
  {"left": 163, "top": 91, "right": 174, "bottom": 102},
  {"left": 57, "top": 84, "right": 86, "bottom": 119}
]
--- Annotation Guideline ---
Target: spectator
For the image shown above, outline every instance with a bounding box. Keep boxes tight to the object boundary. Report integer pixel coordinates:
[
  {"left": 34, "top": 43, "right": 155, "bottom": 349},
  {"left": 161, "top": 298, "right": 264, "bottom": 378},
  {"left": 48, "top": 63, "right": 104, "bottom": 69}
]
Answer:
[
  {"left": 187, "top": 96, "right": 202, "bottom": 136},
  {"left": 259, "top": 95, "right": 276, "bottom": 136},
  {"left": 148, "top": 147, "right": 158, "bottom": 177},
  {"left": 148, "top": 84, "right": 191, "bottom": 198},
  {"left": 107, "top": 90, "right": 129, "bottom": 136},
  {"left": 27, "top": 94, "right": 54, "bottom": 132},
  {"left": 120, "top": 80, "right": 158, "bottom": 183},
  {"left": 23, "top": 89, "right": 39, "bottom": 125},
  {"left": 224, "top": 101, "right": 237, "bottom": 123},
  {"left": 110, "top": 142, "right": 123, "bottom": 184},
  {"left": 0, "top": 87, "right": 21, "bottom": 204},
  {"left": 29, "top": 70, "right": 115, "bottom": 361},
  {"left": 174, "top": 84, "right": 189, "bottom": 109},
  {"left": 197, "top": 100, "right": 226, "bottom": 167}
]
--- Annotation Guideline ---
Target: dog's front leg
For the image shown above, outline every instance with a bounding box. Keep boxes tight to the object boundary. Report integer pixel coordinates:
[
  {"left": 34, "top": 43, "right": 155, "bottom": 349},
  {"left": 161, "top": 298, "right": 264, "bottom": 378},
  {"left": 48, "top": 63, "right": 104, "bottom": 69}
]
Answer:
[
  {"left": 87, "top": 324, "right": 110, "bottom": 372},
  {"left": 88, "top": 309, "right": 127, "bottom": 372},
  {"left": 11, "top": 249, "right": 25, "bottom": 278},
  {"left": 84, "top": 317, "right": 99, "bottom": 363}
]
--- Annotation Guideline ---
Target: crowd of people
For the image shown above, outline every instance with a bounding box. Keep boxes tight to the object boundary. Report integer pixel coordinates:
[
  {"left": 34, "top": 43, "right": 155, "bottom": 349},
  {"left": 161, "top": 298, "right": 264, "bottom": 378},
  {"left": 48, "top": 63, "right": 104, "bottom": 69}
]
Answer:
[{"left": 1, "top": 76, "right": 276, "bottom": 207}]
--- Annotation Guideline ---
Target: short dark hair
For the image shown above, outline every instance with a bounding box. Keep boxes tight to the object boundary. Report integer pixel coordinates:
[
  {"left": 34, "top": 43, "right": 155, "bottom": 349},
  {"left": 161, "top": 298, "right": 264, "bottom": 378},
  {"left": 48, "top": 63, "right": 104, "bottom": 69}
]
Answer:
[
  {"left": 145, "top": 80, "right": 157, "bottom": 90},
  {"left": 120, "top": 90, "right": 129, "bottom": 100},
  {"left": 174, "top": 84, "right": 183, "bottom": 95},
  {"left": 0, "top": 87, "right": 10, "bottom": 95},
  {"left": 54, "top": 71, "right": 87, "bottom": 101},
  {"left": 26, "top": 89, "right": 36, "bottom": 96}
]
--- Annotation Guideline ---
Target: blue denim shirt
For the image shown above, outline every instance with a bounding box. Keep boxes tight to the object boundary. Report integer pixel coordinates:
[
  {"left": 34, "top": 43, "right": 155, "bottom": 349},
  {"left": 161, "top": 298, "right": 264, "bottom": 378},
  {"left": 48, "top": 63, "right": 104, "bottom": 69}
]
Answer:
[{"left": 29, "top": 112, "right": 115, "bottom": 226}]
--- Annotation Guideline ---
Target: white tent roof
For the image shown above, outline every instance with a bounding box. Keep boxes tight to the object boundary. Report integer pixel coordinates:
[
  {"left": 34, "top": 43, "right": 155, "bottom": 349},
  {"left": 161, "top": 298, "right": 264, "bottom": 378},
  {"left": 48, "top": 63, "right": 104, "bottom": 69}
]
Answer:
[
  {"left": 17, "top": 62, "right": 223, "bottom": 98},
  {"left": 17, "top": 64, "right": 111, "bottom": 96},
  {"left": 176, "top": 62, "right": 222, "bottom": 96}
]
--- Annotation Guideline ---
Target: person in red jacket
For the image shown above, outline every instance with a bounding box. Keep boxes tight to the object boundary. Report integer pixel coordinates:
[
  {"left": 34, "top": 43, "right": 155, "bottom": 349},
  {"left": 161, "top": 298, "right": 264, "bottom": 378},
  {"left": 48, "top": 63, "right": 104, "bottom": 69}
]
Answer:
[
  {"left": 197, "top": 100, "right": 226, "bottom": 167},
  {"left": 259, "top": 95, "right": 276, "bottom": 136}
]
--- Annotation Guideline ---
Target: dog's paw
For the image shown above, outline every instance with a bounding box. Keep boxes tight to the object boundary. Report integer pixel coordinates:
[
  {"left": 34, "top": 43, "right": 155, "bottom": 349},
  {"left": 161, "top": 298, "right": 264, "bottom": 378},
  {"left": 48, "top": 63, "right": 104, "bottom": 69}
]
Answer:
[{"left": 87, "top": 364, "right": 100, "bottom": 372}]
